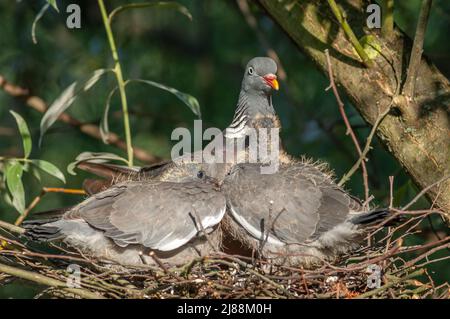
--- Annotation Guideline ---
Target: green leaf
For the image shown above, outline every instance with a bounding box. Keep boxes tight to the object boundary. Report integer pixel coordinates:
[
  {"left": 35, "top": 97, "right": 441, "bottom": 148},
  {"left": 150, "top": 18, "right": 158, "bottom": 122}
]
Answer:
[
  {"left": 129, "top": 79, "right": 201, "bottom": 118},
  {"left": 31, "top": 3, "right": 51, "bottom": 44},
  {"left": 67, "top": 152, "right": 129, "bottom": 175},
  {"left": 109, "top": 1, "right": 192, "bottom": 23},
  {"left": 47, "top": 0, "right": 59, "bottom": 12},
  {"left": 39, "top": 69, "right": 112, "bottom": 146},
  {"left": 5, "top": 161, "right": 25, "bottom": 214},
  {"left": 29, "top": 160, "right": 66, "bottom": 183},
  {"left": 100, "top": 86, "right": 120, "bottom": 144},
  {"left": 10, "top": 111, "right": 32, "bottom": 159}
]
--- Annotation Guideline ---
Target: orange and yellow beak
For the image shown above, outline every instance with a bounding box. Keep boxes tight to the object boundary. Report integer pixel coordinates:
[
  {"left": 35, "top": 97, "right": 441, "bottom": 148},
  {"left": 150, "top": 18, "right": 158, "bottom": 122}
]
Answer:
[{"left": 263, "top": 73, "right": 279, "bottom": 91}]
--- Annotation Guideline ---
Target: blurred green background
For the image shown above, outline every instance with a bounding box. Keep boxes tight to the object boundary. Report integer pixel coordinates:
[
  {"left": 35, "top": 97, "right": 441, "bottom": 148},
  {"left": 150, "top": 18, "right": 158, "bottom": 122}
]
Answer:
[{"left": 0, "top": 0, "right": 449, "bottom": 297}]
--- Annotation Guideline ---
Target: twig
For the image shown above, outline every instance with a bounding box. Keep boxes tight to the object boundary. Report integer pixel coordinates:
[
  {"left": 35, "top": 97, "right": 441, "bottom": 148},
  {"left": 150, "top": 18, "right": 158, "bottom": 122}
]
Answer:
[
  {"left": 14, "top": 187, "right": 85, "bottom": 226},
  {"left": 0, "top": 220, "right": 25, "bottom": 234},
  {"left": 401, "top": 175, "right": 450, "bottom": 210},
  {"left": 389, "top": 176, "right": 394, "bottom": 208},
  {"left": 338, "top": 100, "right": 393, "bottom": 187},
  {"left": 403, "top": 0, "right": 433, "bottom": 98},
  {"left": 381, "top": 0, "right": 394, "bottom": 38},
  {"left": 0, "top": 75, "right": 160, "bottom": 163},
  {"left": 0, "top": 262, "right": 105, "bottom": 299},
  {"left": 355, "top": 268, "right": 425, "bottom": 298},
  {"left": 326, "top": 0, "right": 373, "bottom": 67},
  {"left": 324, "top": 50, "right": 369, "bottom": 200}
]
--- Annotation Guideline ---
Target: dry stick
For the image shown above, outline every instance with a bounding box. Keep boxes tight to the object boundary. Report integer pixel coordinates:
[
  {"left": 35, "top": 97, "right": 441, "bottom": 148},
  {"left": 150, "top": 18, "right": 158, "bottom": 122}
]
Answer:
[
  {"left": 14, "top": 187, "right": 86, "bottom": 226},
  {"left": 0, "top": 75, "right": 161, "bottom": 163},
  {"left": 403, "top": 0, "right": 433, "bottom": 98},
  {"left": 355, "top": 268, "right": 425, "bottom": 299},
  {"left": 403, "top": 242, "right": 450, "bottom": 269},
  {"left": 324, "top": 50, "right": 369, "bottom": 200},
  {"left": 0, "top": 262, "right": 105, "bottom": 299},
  {"left": 338, "top": 101, "right": 393, "bottom": 188},
  {"left": 0, "top": 220, "right": 25, "bottom": 234},
  {"left": 401, "top": 175, "right": 450, "bottom": 211}
]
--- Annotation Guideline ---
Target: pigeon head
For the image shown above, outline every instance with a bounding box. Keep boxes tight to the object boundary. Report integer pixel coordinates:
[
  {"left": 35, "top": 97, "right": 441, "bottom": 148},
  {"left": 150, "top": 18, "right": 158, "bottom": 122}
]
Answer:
[{"left": 241, "top": 57, "right": 278, "bottom": 95}]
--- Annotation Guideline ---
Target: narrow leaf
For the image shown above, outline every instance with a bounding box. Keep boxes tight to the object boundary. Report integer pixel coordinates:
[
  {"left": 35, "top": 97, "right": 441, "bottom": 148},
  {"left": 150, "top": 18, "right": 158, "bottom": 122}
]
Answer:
[
  {"left": 109, "top": 1, "right": 192, "bottom": 23},
  {"left": 31, "top": 3, "right": 51, "bottom": 44},
  {"left": 47, "top": 0, "right": 59, "bottom": 12},
  {"left": 100, "top": 86, "right": 120, "bottom": 144},
  {"left": 29, "top": 160, "right": 66, "bottom": 183},
  {"left": 39, "top": 68, "right": 111, "bottom": 146},
  {"left": 129, "top": 79, "right": 201, "bottom": 118},
  {"left": 10, "top": 111, "right": 32, "bottom": 158},
  {"left": 5, "top": 161, "right": 25, "bottom": 214},
  {"left": 67, "top": 152, "right": 128, "bottom": 175}
]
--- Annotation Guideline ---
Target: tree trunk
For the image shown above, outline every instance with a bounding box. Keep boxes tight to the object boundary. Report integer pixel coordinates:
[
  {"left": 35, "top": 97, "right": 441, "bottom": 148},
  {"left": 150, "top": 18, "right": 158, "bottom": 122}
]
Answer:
[{"left": 258, "top": 0, "right": 450, "bottom": 221}]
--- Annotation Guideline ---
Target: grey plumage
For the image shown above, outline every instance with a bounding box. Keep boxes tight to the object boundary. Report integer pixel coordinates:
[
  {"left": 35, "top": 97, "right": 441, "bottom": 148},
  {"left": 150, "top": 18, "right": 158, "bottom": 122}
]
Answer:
[
  {"left": 25, "top": 162, "right": 227, "bottom": 266},
  {"left": 25, "top": 57, "right": 393, "bottom": 268},
  {"left": 221, "top": 162, "right": 384, "bottom": 266}
]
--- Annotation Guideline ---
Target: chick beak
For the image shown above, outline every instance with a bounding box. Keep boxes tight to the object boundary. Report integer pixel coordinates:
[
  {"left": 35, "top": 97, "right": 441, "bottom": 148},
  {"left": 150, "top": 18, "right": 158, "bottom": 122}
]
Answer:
[{"left": 263, "top": 73, "right": 279, "bottom": 91}]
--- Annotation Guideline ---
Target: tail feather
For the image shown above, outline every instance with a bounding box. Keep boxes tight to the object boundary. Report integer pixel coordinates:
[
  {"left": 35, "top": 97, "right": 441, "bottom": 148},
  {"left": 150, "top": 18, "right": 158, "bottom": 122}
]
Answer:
[
  {"left": 23, "top": 218, "right": 63, "bottom": 241},
  {"left": 350, "top": 208, "right": 400, "bottom": 226}
]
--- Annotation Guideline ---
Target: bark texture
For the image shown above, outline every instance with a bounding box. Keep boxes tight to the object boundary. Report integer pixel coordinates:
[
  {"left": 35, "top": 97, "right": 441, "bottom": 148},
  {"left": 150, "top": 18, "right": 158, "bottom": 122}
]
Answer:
[{"left": 258, "top": 0, "right": 450, "bottom": 220}]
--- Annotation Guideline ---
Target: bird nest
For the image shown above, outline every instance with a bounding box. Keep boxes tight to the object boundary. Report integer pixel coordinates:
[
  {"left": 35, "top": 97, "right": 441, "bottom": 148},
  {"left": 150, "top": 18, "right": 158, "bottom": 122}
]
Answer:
[{"left": 0, "top": 207, "right": 449, "bottom": 299}]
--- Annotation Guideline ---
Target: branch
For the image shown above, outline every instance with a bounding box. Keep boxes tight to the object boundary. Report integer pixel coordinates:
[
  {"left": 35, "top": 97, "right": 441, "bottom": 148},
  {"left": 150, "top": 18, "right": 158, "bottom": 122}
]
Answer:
[
  {"left": 338, "top": 101, "right": 392, "bottom": 188},
  {"left": 326, "top": 0, "right": 373, "bottom": 68},
  {"left": 381, "top": 0, "right": 394, "bottom": 38},
  {"left": 98, "top": 0, "right": 134, "bottom": 166},
  {"left": 0, "top": 262, "right": 104, "bottom": 299},
  {"left": 403, "top": 0, "right": 433, "bottom": 98},
  {"left": 324, "top": 50, "right": 369, "bottom": 200},
  {"left": 355, "top": 268, "right": 425, "bottom": 299},
  {"left": 0, "top": 220, "right": 25, "bottom": 234},
  {"left": 0, "top": 75, "right": 161, "bottom": 163}
]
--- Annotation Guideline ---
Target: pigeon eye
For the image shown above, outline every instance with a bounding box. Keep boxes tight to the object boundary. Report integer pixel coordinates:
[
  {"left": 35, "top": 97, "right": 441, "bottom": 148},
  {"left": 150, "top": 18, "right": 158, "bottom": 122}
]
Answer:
[
  {"left": 197, "top": 170, "right": 205, "bottom": 179},
  {"left": 248, "top": 67, "right": 254, "bottom": 75}
]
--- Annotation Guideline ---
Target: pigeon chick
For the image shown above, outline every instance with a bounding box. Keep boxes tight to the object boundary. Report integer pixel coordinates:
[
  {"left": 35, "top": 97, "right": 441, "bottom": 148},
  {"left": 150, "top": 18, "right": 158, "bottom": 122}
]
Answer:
[{"left": 24, "top": 162, "right": 227, "bottom": 267}]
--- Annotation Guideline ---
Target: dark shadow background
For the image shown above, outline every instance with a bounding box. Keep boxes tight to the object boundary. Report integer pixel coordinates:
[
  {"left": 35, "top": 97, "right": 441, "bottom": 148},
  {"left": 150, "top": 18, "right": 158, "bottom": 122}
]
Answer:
[{"left": 0, "top": 0, "right": 449, "bottom": 297}]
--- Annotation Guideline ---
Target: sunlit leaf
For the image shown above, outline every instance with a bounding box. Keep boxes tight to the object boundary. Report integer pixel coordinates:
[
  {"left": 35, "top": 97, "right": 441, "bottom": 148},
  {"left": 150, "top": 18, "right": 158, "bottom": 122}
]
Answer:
[
  {"left": 10, "top": 111, "right": 32, "bottom": 159},
  {"left": 31, "top": 3, "right": 50, "bottom": 44},
  {"left": 129, "top": 79, "right": 201, "bottom": 117},
  {"left": 109, "top": 1, "right": 192, "bottom": 23},
  {"left": 47, "top": 0, "right": 59, "bottom": 12},
  {"left": 67, "top": 152, "right": 128, "bottom": 175},
  {"left": 39, "top": 68, "right": 112, "bottom": 146},
  {"left": 5, "top": 161, "right": 25, "bottom": 214},
  {"left": 29, "top": 159, "right": 65, "bottom": 183}
]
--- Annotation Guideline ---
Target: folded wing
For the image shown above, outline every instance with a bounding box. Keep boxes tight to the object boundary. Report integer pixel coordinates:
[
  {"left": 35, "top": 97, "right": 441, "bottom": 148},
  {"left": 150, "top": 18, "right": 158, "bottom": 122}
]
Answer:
[{"left": 66, "top": 180, "right": 226, "bottom": 251}]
